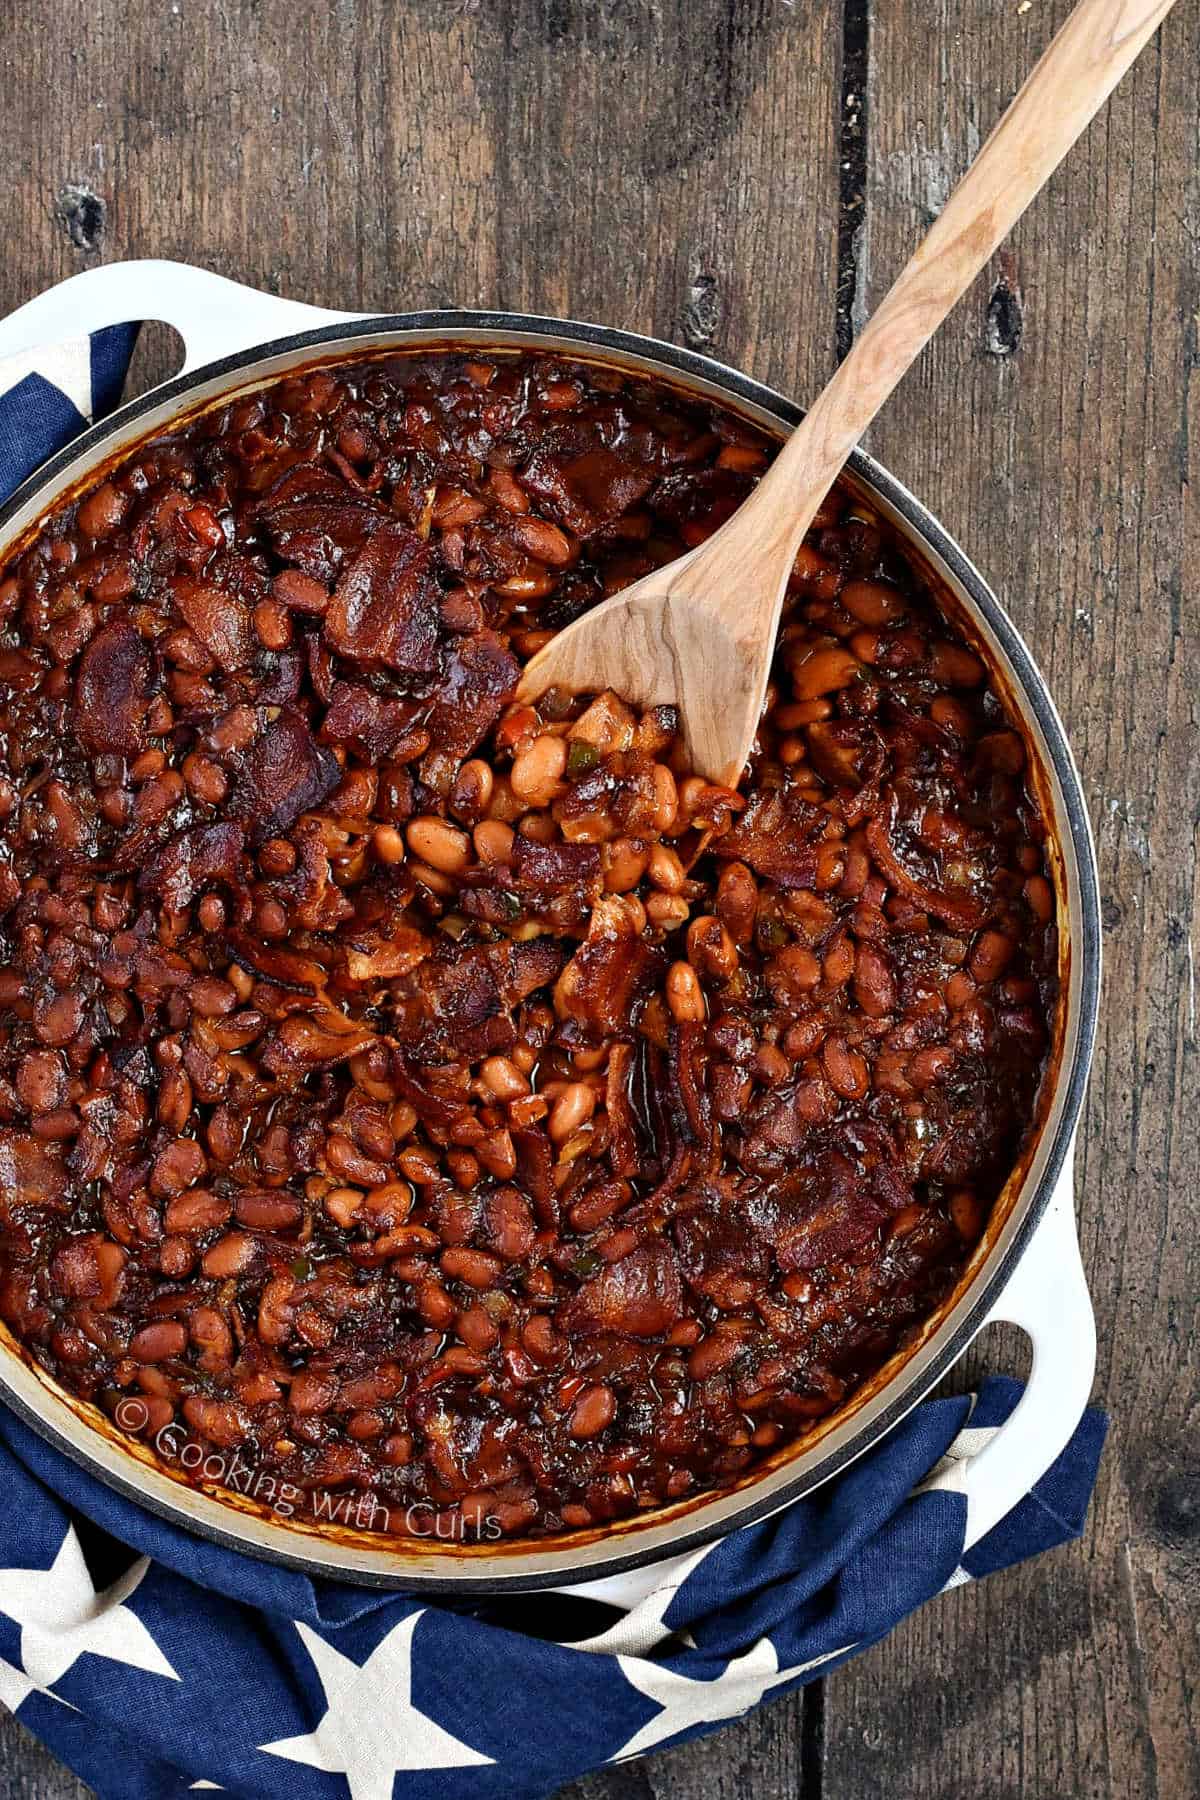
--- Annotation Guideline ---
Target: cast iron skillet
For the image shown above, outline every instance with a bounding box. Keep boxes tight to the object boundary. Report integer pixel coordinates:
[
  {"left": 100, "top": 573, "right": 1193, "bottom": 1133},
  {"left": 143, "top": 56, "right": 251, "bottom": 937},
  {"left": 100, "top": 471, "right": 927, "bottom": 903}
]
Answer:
[{"left": 0, "top": 265, "right": 1101, "bottom": 1594}]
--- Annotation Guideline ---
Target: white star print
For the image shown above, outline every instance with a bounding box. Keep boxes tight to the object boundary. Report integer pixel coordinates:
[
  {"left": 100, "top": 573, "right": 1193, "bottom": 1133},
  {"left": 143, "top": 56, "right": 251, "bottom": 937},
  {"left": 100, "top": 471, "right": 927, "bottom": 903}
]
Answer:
[
  {"left": 567, "top": 1542, "right": 715, "bottom": 1655},
  {"left": 611, "top": 1634, "right": 852, "bottom": 1760},
  {"left": 261, "top": 1613, "right": 493, "bottom": 1800},
  {"left": 0, "top": 1651, "right": 52, "bottom": 1714},
  {"left": 0, "top": 340, "right": 94, "bottom": 420},
  {"left": 0, "top": 1527, "right": 178, "bottom": 1691}
]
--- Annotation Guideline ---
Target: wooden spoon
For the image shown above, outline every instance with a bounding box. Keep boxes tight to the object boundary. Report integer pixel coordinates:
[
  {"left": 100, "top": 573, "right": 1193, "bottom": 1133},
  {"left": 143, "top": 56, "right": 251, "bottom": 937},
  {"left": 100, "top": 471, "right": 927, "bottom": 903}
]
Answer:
[{"left": 517, "top": 0, "right": 1176, "bottom": 785}]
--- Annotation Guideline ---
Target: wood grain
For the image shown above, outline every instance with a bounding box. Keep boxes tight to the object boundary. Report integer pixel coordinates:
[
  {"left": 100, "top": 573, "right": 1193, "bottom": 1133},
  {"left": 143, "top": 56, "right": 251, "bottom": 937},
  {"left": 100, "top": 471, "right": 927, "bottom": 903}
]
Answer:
[
  {"left": 522, "top": 0, "right": 1178, "bottom": 790},
  {"left": 0, "top": 0, "right": 839, "bottom": 1795},
  {"left": 820, "top": 1, "right": 1200, "bottom": 1797},
  {"left": 0, "top": 0, "right": 840, "bottom": 398},
  {"left": 0, "top": 1716, "right": 88, "bottom": 1800}
]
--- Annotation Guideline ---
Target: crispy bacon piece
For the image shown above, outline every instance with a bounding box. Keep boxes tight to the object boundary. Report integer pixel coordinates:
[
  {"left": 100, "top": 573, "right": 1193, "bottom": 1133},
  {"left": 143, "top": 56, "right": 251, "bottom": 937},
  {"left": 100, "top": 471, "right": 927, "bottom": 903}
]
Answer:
[
  {"left": 711, "top": 789, "right": 822, "bottom": 890},
  {"left": 768, "top": 1123, "right": 914, "bottom": 1272},
  {"left": 554, "top": 752, "right": 659, "bottom": 843},
  {"left": 396, "top": 944, "right": 515, "bottom": 1061},
  {"left": 805, "top": 719, "right": 885, "bottom": 791},
  {"left": 521, "top": 446, "right": 654, "bottom": 538},
  {"left": 74, "top": 618, "right": 154, "bottom": 754},
  {"left": 418, "top": 631, "right": 520, "bottom": 788},
  {"left": 673, "top": 1177, "right": 770, "bottom": 1309},
  {"left": 511, "top": 836, "right": 602, "bottom": 897},
  {"left": 138, "top": 821, "right": 246, "bottom": 912},
  {"left": 604, "top": 1043, "right": 639, "bottom": 1179},
  {"left": 566, "top": 1240, "right": 683, "bottom": 1339},
  {"left": 257, "top": 465, "right": 388, "bottom": 581},
  {"left": 172, "top": 578, "right": 254, "bottom": 673},
  {"left": 864, "top": 813, "right": 989, "bottom": 931},
  {"left": 344, "top": 926, "right": 429, "bottom": 983},
  {"left": 512, "top": 1126, "right": 558, "bottom": 1230},
  {"left": 554, "top": 896, "right": 660, "bottom": 1039},
  {"left": 224, "top": 930, "right": 326, "bottom": 994},
  {"left": 259, "top": 1007, "right": 375, "bottom": 1076},
  {"left": 319, "top": 681, "right": 427, "bottom": 763},
  {"left": 0, "top": 1132, "right": 69, "bottom": 1210},
  {"left": 323, "top": 522, "right": 441, "bottom": 674},
  {"left": 233, "top": 710, "right": 341, "bottom": 845}
]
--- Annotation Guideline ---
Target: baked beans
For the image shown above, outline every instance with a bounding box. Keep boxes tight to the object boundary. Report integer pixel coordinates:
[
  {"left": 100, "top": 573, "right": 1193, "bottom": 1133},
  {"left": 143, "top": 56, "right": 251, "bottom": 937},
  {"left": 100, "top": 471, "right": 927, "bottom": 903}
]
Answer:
[{"left": 0, "top": 352, "right": 1055, "bottom": 1539}]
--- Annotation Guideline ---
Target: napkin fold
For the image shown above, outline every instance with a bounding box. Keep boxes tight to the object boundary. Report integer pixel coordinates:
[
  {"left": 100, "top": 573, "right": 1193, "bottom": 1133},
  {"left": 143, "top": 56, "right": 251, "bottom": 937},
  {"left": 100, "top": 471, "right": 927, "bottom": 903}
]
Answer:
[{"left": 0, "top": 1380, "right": 1105, "bottom": 1800}]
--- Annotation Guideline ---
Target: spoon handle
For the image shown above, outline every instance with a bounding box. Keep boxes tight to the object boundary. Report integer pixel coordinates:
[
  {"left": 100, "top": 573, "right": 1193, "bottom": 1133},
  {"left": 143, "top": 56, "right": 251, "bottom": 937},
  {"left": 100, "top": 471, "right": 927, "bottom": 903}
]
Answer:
[{"left": 738, "top": 0, "right": 1177, "bottom": 568}]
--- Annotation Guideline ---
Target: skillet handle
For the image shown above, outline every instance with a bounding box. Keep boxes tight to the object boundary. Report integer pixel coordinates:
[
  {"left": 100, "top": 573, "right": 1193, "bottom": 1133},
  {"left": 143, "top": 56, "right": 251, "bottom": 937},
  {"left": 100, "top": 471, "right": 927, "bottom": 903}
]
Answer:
[
  {"left": 563, "top": 1156, "right": 1094, "bottom": 1611},
  {"left": 946, "top": 1148, "right": 1096, "bottom": 1550},
  {"left": 0, "top": 259, "right": 360, "bottom": 376}
]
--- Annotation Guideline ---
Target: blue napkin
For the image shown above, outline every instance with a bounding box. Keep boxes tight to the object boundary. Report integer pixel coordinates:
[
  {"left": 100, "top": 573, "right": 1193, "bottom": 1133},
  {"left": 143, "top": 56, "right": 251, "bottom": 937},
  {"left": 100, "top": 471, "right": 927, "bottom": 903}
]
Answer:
[{"left": 0, "top": 326, "right": 1107, "bottom": 1800}]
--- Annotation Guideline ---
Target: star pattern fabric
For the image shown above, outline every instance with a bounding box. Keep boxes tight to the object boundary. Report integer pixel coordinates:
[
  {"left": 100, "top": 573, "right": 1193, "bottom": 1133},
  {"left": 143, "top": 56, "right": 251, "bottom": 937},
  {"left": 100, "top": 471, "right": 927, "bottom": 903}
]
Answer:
[
  {"left": 262, "top": 1615, "right": 494, "bottom": 1797},
  {"left": 0, "top": 1529, "right": 177, "bottom": 1691},
  {"left": 0, "top": 321, "right": 137, "bottom": 497},
  {"left": 612, "top": 1636, "right": 849, "bottom": 1760},
  {"left": 0, "top": 326, "right": 1108, "bottom": 1800},
  {"left": 0, "top": 1374, "right": 1105, "bottom": 1800}
]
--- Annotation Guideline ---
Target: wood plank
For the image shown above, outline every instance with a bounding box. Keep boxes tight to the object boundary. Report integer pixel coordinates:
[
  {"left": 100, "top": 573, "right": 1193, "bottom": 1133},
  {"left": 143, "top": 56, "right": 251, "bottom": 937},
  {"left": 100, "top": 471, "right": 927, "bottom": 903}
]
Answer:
[
  {"left": 0, "top": 1715, "right": 89, "bottom": 1800},
  {"left": 0, "top": 0, "right": 840, "bottom": 401},
  {"left": 0, "top": 3, "right": 841, "bottom": 1796},
  {"left": 820, "top": 2, "right": 1200, "bottom": 1796}
]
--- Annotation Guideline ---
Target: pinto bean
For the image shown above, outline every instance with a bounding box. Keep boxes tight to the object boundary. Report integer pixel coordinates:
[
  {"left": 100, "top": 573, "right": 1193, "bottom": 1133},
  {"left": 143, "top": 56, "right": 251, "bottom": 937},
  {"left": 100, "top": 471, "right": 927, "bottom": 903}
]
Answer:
[
  {"left": 16, "top": 1050, "right": 66, "bottom": 1114},
  {"left": 715, "top": 861, "right": 758, "bottom": 946},
  {"left": 569, "top": 1383, "right": 616, "bottom": 1438},
  {"left": 190, "top": 1306, "right": 234, "bottom": 1369},
  {"left": 290, "top": 1369, "right": 340, "bottom": 1415},
  {"left": 164, "top": 1189, "right": 230, "bottom": 1233},
  {"left": 841, "top": 579, "right": 905, "bottom": 626},
  {"left": 511, "top": 516, "right": 575, "bottom": 566},
  {"left": 481, "top": 1056, "right": 529, "bottom": 1100},
  {"left": 853, "top": 943, "right": 895, "bottom": 1016},
  {"left": 151, "top": 1139, "right": 208, "bottom": 1198},
  {"left": 767, "top": 944, "right": 821, "bottom": 1000},
  {"left": 406, "top": 816, "right": 471, "bottom": 873},
  {"left": 440, "top": 1246, "right": 503, "bottom": 1289},
  {"left": 234, "top": 1191, "right": 303, "bottom": 1231},
  {"left": 686, "top": 916, "right": 738, "bottom": 982},
  {"left": 970, "top": 929, "right": 1015, "bottom": 983},
  {"left": 485, "top": 1187, "right": 535, "bottom": 1261},
  {"left": 648, "top": 844, "right": 686, "bottom": 893},
  {"left": 457, "top": 1305, "right": 500, "bottom": 1352},
  {"left": 791, "top": 645, "right": 860, "bottom": 700},
  {"left": 76, "top": 482, "right": 127, "bottom": 539},
  {"left": 548, "top": 1082, "right": 597, "bottom": 1142},
  {"left": 666, "top": 961, "right": 706, "bottom": 1023},
  {"left": 130, "top": 1320, "right": 187, "bottom": 1362},
  {"left": 35, "top": 992, "right": 83, "bottom": 1047},
  {"left": 511, "top": 733, "right": 567, "bottom": 806},
  {"left": 201, "top": 1232, "right": 257, "bottom": 1278},
  {"left": 1024, "top": 873, "right": 1055, "bottom": 923},
  {"left": 182, "top": 1395, "right": 251, "bottom": 1448},
  {"left": 822, "top": 1034, "right": 869, "bottom": 1100},
  {"left": 688, "top": 1332, "right": 743, "bottom": 1380}
]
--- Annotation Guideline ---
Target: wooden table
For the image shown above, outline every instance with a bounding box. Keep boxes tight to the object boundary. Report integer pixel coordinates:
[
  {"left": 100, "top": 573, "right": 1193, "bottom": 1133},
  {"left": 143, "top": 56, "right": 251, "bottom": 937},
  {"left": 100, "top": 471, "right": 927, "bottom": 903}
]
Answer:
[{"left": 1, "top": 2, "right": 1196, "bottom": 1794}]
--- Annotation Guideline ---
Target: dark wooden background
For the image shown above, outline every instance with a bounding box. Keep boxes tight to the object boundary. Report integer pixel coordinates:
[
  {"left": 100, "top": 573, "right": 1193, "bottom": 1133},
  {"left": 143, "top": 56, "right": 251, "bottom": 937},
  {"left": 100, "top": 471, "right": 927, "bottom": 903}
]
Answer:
[{"left": 0, "top": 0, "right": 1196, "bottom": 1794}]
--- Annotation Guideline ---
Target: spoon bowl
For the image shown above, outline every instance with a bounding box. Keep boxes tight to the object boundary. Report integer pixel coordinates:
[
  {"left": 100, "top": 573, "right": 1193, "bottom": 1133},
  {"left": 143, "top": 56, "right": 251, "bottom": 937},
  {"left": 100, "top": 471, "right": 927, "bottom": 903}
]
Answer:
[
  {"left": 519, "top": 0, "right": 1176, "bottom": 781},
  {"left": 517, "top": 481, "right": 799, "bottom": 784}
]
